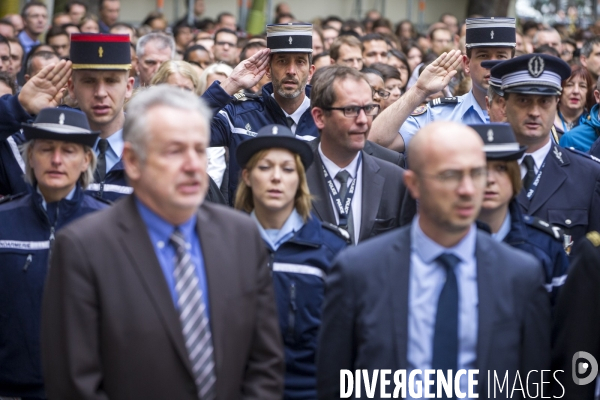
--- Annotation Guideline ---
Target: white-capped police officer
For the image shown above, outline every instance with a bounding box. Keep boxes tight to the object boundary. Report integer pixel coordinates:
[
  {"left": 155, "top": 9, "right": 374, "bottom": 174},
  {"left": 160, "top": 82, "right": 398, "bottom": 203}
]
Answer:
[
  {"left": 0, "top": 108, "right": 109, "bottom": 399},
  {"left": 492, "top": 53, "right": 600, "bottom": 254},
  {"left": 202, "top": 23, "right": 317, "bottom": 204},
  {"left": 398, "top": 18, "right": 517, "bottom": 150}
]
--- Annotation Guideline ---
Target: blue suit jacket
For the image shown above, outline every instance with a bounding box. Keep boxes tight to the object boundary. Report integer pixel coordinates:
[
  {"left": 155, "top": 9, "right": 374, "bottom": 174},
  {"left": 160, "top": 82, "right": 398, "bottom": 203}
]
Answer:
[{"left": 316, "top": 225, "right": 550, "bottom": 399}]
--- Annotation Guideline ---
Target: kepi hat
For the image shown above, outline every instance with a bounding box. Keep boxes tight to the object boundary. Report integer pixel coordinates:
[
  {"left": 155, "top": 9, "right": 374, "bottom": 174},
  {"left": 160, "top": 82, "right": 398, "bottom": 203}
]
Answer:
[
  {"left": 22, "top": 108, "right": 100, "bottom": 147},
  {"left": 266, "top": 23, "right": 313, "bottom": 53},
  {"left": 470, "top": 123, "right": 527, "bottom": 161},
  {"left": 465, "top": 17, "right": 516, "bottom": 49},
  {"left": 70, "top": 33, "right": 131, "bottom": 70}
]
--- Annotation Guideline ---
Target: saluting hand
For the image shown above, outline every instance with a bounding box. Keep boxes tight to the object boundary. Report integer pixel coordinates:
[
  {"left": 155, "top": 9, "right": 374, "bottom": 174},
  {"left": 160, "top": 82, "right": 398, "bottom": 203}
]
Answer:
[
  {"left": 18, "top": 60, "right": 72, "bottom": 116},
  {"left": 414, "top": 49, "right": 462, "bottom": 97},
  {"left": 220, "top": 48, "right": 271, "bottom": 95}
]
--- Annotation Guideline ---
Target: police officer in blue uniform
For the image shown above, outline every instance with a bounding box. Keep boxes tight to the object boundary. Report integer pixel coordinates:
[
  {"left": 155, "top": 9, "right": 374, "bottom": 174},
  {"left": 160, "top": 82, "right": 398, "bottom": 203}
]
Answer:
[
  {"left": 492, "top": 53, "right": 600, "bottom": 254},
  {"left": 234, "top": 124, "right": 349, "bottom": 400},
  {"left": 398, "top": 17, "right": 517, "bottom": 150},
  {"left": 0, "top": 108, "right": 109, "bottom": 399},
  {"left": 202, "top": 23, "right": 318, "bottom": 204},
  {"left": 472, "top": 123, "right": 569, "bottom": 303}
]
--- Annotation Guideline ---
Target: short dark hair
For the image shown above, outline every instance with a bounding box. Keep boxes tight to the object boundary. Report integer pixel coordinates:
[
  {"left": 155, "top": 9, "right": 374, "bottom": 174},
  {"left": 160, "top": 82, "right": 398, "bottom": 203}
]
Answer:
[
  {"left": 65, "top": 0, "right": 88, "bottom": 13},
  {"left": 46, "top": 25, "right": 69, "bottom": 43},
  {"left": 26, "top": 51, "right": 59, "bottom": 76},
  {"left": 311, "top": 65, "right": 370, "bottom": 111},
  {"left": 21, "top": 1, "right": 47, "bottom": 19},
  {"left": 214, "top": 28, "right": 237, "bottom": 42},
  {"left": 173, "top": 21, "right": 193, "bottom": 37},
  {"left": 533, "top": 44, "right": 560, "bottom": 58},
  {"left": 369, "top": 62, "right": 400, "bottom": 81},
  {"left": 581, "top": 37, "right": 600, "bottom": 58},
  {"left": 0, "top": 72, "right": 17, "bottom": 95},
  {"left": 240, "top": 41, "right": 266, "bottom": 61},
  {"left": 0, "top": 19, "right": 15, "bottom": 37},
  {"left": 313, "top": 50, "right": 330, "bottom": 63},
  {"left": 99, "top": 0, "right": 119, "bottom": 10},
  {"left": 329, "top": 35, "right": 362, "bottom": 61},
  {"left": 360, "top": 33, "right": 386, "bottom": 44},
  {"left": 216, "top": 12, "right": 234, "bottom": 24},
  {"left": 0, "top": 34, "right": 8, "bottom": 47},
  {"left": 183, "top": 44, "right": 209, "bottom": 61},
  {"left": 321, "top": 16, "right": 343, "bottom": 28}
]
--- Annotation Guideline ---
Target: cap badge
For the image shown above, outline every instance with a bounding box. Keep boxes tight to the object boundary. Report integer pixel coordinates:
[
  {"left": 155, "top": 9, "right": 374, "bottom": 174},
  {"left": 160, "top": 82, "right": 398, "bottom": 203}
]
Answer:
[
  {"left": 272, "top": 126, "right": 278, "bottom": 135},
  {"left": 487, "top": 129, "right": 494, "bottom": 142},
  {"left": 528, "top": 56, "right": 545, "bottom": 78},
  {"left": 245, "top": 122, "right": 252, "bottom": 131},
  {"left": 288, "top": 36, "right": 293, "bottom": 45},
  {"left": 98, "top": 46, "right": 104, "bottom": 58},
  {"left": 58, "top": 113, "right": 65, "bottom": 125},
  {"left": 490, "top": 30, "right": 494, "bottom": 39}
]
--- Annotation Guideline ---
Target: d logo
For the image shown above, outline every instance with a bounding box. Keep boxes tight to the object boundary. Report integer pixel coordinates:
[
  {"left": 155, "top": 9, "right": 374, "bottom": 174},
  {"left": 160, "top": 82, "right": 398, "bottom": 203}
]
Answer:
[{"left": 572, "top": 351, "right": 598, "bottom": 385}]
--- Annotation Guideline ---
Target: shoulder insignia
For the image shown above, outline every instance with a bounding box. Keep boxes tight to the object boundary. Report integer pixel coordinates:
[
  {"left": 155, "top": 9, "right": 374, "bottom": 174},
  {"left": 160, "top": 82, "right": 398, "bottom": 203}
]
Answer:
[
  {"left": 586, "top": 231, "right": 600, "bottom": 247},
  {"left": 411, "top": 104, "right": 427, "bottom": 116},
  {"left": 0, "top": 191, "right": 27, "bottom": 205},
  {"left": 428, "top": 97, "right": 459, "bottom": 107},
  {"left": 564, "top": 146, "right": 600, "bottom": 163},
  {"left": 321, "top": 221, "right": 352, "bottom": 244},
  {"left": 523, "top": 215, "right": 563, "bottom": 240},
  {"left": 232, "top": 92, "right": 260, "bottom": 102}
]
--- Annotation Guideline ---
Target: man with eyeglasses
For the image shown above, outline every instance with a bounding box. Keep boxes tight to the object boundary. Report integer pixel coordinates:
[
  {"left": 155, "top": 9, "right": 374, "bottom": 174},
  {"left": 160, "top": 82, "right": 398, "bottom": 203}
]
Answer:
[
  {"left": 307, "top": 65, "right": 412, "bottom": 244},
  {"left": 212, "top": 28, "right": 238, "bottom": 67}
]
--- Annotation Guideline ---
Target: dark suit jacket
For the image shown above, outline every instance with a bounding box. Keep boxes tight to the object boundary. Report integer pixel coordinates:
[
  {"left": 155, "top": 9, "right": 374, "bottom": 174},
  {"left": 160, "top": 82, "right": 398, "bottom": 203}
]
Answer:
[
  {"left": 363, "top": 140, "right": 406, "bottom": 168},
  {"left": 41, "top": 196, "right": 284, "bottom": 400},
  {"left": 317, "top": 226, "right": 551, "bottom": 399},
  {"left": 552, "top": 234, "right": 600, "bottom": 399},
  {"left": 306, "top": 146, "right": 413, "bottom": 243},
  {"left": 517, "top": 144, "right": 600, "bottom": 251}
]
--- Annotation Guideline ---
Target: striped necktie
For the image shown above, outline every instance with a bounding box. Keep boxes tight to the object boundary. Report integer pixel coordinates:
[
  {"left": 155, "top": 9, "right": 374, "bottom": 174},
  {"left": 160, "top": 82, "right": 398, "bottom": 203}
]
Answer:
[{"left": 170, "top": 229, "right": 216, "bottom": 400}]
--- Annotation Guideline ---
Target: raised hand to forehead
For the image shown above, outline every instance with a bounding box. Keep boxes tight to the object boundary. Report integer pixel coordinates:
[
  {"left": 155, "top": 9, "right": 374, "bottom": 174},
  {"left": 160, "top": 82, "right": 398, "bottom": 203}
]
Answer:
[
  {"left": 221, "top": 48, "right": 271, "bottom": 95},
  {"left": 415, "top": 49, "right": 463, "bottom": 97},
  {"left": 18, "top": 60, "right": 72, "bottom": 116}
]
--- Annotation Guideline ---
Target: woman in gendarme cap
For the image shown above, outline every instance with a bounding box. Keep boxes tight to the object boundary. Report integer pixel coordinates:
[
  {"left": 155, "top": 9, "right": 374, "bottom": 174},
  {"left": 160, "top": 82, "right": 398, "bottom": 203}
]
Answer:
[
  {"left": 234, "top": 124, "right": 349, "bottom": 400},
  {"left": 0, "top": 108, "right": 109, "bottom": 399},
  {"left": 472, "top": 123, "right": 569, "bottom": 306}
]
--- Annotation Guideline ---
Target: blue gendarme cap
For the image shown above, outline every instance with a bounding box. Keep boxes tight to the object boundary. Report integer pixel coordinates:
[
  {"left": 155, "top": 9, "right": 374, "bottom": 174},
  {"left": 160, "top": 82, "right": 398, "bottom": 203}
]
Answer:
[
  {"left": 490, "top": 53, "right": 571, "bottom": 96},
  {"left": 266, "top": 23, "right": 313, "bottom": 53},
  {"left": 465, "top": 17, "right": 516, "bottom": 49},
  {"left": 470, "top": 123, "right": 527, "bottom": 161},
  {"left": 22, "top": 108, "right": 99, "bottom": 147}
]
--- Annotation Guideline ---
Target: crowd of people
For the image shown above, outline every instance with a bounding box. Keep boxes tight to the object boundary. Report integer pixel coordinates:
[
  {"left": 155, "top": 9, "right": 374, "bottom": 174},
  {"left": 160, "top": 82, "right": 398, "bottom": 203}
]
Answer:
[{"left": 2, "top": 0, "right": 600, "bottom": 399}]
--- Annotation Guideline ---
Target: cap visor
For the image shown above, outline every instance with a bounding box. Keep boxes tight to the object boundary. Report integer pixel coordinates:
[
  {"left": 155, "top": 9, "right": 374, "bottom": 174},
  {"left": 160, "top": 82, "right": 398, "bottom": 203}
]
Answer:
[{"left": 22, "top": 125, "right": 100, "bottom": 147}]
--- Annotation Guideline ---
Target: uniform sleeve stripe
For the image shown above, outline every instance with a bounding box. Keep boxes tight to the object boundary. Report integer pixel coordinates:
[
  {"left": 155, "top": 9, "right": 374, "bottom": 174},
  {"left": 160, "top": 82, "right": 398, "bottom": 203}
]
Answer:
[
  {"left": 217, "top": 110, "right": 257, "bottom": 137},
  {"left": 7, "top": 136, "right": 25, "bottom": 173},
  {"left": 544, "top": 275, "right": 567, "bottom": 292},
  {"left": 0, "top": 240, "right": 50, "bottom": 250},
  {"left": 273, "top": 262, "right": 325, "bottom": 278},
  {"left": 86, "top": 183, "right": 133, "bottom": 194}
]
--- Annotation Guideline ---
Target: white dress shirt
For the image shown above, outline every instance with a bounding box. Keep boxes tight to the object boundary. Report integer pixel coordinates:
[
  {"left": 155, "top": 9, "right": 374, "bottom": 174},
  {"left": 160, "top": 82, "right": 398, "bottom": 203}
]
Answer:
[{"left": 318, "top": 143, "right": 362, "bottom": 244}]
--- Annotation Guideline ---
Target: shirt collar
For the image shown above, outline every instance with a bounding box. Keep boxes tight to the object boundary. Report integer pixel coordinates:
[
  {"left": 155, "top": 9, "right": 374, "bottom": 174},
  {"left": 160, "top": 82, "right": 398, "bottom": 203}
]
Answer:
[
  {"left": 135, "top": 196, "right": 197, "bottom": 245},
  {"left": 411, "top": 215, "right": 477, "bottom": 265},
  {"left": 251, "top": 208, "right": 304, "bottom": 250},
  {"left": 270, "top": 93, "right": 311, "bottom": 125},
  {"left": 37, "top": 185, "right": 77, "bottom": 210},
  {"left": 492, "top": 209, "right": 512, "bottom": 242},
  {"left": 465, "top": 90, "right": 489, "bottom": 122},
  {"left": 519, "top": 139, "right": 552, "bottom": 170},
  {"left": 318, "top": 142, "right": 361, "bottom": 179},
  {"left": 94, "top": 129, "right": 124, "bottom": 158},
  {"left": 18, "top": 30, "right": 39, "bottom": 46}
]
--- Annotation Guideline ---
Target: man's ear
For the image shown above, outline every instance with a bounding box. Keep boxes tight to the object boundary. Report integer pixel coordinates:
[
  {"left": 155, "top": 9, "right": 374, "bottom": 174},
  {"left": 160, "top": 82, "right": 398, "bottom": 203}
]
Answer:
[
  {"left": 462, "top": 54, "right": 471, "bottom": 76},
  {"left": 595, "top": 89, "right": 600, "bottom": 104},
  {"left": 311, "top": 106, "right": 326, "bottom": 130},
  {"left": 403, "top": 170, "right": 420, "bottom": 201},
  {"left": 122, "top": 142, "right": 141, "bottom": 182}
]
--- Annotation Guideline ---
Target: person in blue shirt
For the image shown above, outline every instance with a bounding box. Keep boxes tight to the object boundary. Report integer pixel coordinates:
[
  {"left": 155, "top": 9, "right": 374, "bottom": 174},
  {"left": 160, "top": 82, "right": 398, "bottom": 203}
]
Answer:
[
  {"left": 234, "top": 124, "right": 349, "bottom": 400},
  {"left": 560, "top": 75, "right": 600, "bottom": 152},
  {"left": 0, "top": 108, "right": 109, "bottom": 399},
  {"left": 472, "top": 123, "right": 569, "bottom": 304}
]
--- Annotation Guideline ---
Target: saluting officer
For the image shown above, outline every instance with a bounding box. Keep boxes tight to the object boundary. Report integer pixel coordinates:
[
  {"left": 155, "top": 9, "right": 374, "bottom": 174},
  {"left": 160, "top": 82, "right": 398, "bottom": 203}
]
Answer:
[
  {"left": 472, "top": 123, "right": 569, "bottom": 303},
  {"left": 399, "top": 18, "right": 516, "bottom": 150},
  {"left": 202, "top": 23, "right": 317, "bottom": 204},
  {"left": 67, "top": 33, "right": 135, "bottom": 201},
  {"left": 492, "top": 53, "right": 600, "bottom": 254},
  {"left": 0, "top": 108, "right": 109, "bottom": 399}
]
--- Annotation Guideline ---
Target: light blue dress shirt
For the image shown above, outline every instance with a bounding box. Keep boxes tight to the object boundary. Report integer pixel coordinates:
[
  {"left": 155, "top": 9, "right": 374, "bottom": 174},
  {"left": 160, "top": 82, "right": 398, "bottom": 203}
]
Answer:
[
  {"left": 18, "top": 30, "right": 40, "bottom": 56},
  {"left": 251, "top": 208, "right": 304, "bottom": 251},
  {"left": 491, "top": 211, "right": 512, "bottom": 242},
  {"left": 407, "top": 216, "right": 478, "bottom": 397},
  {"left": 94, "top": 129, "right": 123, "bottom": 173},
  {"left": 135, "top": 198, "right": 210, "bottom": 318},
  {"left": 400, "top": 90, "right": 490, "bottom": 151}
]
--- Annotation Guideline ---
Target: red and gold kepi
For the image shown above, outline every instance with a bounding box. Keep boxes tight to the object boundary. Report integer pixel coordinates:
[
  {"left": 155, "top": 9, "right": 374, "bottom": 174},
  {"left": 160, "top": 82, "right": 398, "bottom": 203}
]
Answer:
[{"left": 70, "top": 33, "right": 131, "bottom": 70}]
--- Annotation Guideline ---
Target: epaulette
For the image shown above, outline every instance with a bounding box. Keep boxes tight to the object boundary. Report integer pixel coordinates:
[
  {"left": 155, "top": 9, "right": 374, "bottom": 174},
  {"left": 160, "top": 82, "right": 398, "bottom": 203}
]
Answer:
[
  {"left": 428, "top": 97, "right": 459, "bottom": 107},
  {"left": 523, "top": 215, "right": 563, "bottom": 241},
  {"left": 586, "top": 231, "right": 600, "bottom": 247},
  {"left": 0, "top": 191, "right": 28, "bottom": 205},
  {"left": 232, "top": 92, "right": 261, "bottom": 102},
  {"left": 564, "top": 146, "right": 600, "bottom": 163},
  {"left": 321, "top": 221, "right": 352, "bottom": 244},
  {"left": 411, "top": 104, "right": 427, "bottom": 116}
]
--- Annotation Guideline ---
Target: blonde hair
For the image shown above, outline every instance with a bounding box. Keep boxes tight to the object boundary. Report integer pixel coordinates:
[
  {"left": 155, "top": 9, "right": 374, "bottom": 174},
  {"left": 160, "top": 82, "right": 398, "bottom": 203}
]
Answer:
[
  {"left": 21, "top": 140, "right": 97, "bottom": 189},
  {"left": 234, "top": 149, "right": 313, "bottom": 221},
  {"left": 150, "top": 60, "right": 201, "bottom": 95},
  {"left": 198, "top": 62, "right": 234, "bottom": 94}
]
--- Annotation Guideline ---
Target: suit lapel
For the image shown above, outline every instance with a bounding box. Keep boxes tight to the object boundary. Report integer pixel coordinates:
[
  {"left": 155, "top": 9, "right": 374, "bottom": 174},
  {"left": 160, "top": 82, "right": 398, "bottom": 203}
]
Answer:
[
  {"left": 521, "top": 145, "right": 569, "bottom": 215},
  {"left": 475, "top": 231, "right": 499, "bottom": 389},
  {"left": 359, "top": 152, "right": 384, "bottom": 241},
  {"left": 195, "top": 206, "right": 228, "bottom": 376},
  {"left": 307, "top": 149, "right": 336, "bottom": 223},
  {"left": 390, "top": 227, "right": 411, "bottom": 369},
  {"left": 116, "top": 196, "right": 195, "bottom": 380}
]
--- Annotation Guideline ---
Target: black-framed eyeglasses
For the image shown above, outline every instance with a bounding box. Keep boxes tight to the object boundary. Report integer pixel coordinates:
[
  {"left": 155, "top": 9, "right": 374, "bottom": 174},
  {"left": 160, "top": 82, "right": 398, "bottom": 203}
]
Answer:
[
  {"left": 322, "top": 104, "right": 381, "bottom": 117},
  {"left": 373, "top": 89, "right": 390, "bottom": 99}
]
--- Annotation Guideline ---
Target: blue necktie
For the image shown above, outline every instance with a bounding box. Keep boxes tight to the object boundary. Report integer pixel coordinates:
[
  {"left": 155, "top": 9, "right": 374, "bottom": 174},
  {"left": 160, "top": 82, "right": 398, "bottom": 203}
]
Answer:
[{"left": 432, "top": 253, "right": 460, "bottom": 399}]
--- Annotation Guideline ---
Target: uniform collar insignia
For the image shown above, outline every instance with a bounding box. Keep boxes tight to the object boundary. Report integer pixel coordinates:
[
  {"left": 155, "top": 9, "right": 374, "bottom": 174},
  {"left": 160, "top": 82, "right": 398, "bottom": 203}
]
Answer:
[{"left": 553, "top": 145, "right": 564, "bottom": 164}]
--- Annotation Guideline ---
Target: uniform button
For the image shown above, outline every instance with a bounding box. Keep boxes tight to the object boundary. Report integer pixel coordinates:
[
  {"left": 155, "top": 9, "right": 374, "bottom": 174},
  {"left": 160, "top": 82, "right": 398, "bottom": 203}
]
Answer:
[{"left": 565, "top": 219, "right": 572, "bottom": 225}]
